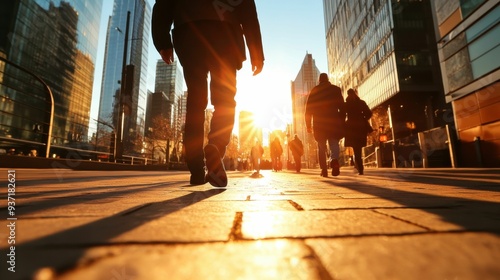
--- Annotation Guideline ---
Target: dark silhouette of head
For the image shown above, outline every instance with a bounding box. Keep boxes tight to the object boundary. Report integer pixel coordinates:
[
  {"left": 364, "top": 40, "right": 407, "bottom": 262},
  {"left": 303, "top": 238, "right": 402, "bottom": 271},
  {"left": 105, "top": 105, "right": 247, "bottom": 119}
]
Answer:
[{"left": 319, "top": 73, "right": 329, "bottom": 83}]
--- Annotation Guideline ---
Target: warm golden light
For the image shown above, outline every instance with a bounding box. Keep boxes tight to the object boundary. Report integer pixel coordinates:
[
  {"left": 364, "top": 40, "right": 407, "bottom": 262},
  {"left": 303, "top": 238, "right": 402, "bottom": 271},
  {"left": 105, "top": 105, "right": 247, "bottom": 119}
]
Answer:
[
  {"left": 244, "top": 210, "right": 280, "bottom": 239},
  {"left": 236, "top": 62, "right": 292, "bottom": 133}
]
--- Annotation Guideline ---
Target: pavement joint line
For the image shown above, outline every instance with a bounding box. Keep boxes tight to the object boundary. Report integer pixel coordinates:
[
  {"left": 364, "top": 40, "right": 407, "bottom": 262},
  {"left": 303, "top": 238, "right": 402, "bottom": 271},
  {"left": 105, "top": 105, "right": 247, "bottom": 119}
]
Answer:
[
  {"left": 228, "top": 212, "right": 243, "bottom": 241},
  {"left": 301, "top": 242, "right": 335, "bottom": 280},
  {"left": 18, "top": 230, "right": 484, "bottom": 251},
  {"left": 372, "top": 209, "right": 435, "bottom": 231}
]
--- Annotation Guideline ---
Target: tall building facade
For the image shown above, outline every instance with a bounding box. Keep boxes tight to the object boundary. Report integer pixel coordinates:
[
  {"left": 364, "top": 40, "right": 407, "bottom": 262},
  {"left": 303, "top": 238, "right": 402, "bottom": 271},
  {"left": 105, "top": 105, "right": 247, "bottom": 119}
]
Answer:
[
  {"left": 153, "top": 59, "right": 184, "bottom": 149},
  {"left": 323, "top": 0, "right": 451, "bottom": 166},
  {"left": 154, "top": 59, "right": 184, "bottom": 129},
  {"left": 431, "top": 0, "right": 499, "bottom": 167},
  {"left": 97, "top": 0, "right": 151, "bottom": 154},
  {"left": 291, "top": 53, "right": 321, "bottom": 168},
  {"left": 0, "top": 0, "right": 103, "bottom": 157}
]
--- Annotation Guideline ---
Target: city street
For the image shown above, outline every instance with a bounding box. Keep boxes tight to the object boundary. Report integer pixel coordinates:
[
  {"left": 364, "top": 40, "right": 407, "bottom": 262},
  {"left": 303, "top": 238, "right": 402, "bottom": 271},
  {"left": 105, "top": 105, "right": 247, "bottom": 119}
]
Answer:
[{"left": 1, "top": 167, "right": 499, "bottom": 280}]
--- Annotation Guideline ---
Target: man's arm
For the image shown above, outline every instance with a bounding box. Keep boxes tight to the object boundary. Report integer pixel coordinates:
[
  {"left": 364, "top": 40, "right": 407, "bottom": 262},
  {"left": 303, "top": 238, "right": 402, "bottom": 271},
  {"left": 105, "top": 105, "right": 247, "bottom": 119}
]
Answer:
[
  {"left": 239, "top": 0, "right": 264, "bottom": 75},
  {"left": 152, "top": 0, "right": 175, "bottom": 64}
]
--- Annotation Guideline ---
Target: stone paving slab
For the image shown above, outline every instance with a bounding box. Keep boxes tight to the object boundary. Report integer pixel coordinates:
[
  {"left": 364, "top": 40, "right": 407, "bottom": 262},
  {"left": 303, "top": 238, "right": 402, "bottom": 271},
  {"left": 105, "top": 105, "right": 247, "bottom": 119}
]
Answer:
[
  {"left": 306, "top": 232, "right": 500, "bottom": 280},
  {"left": 55, "top": 240, "right": 329, "bottom": 280},
  {"left": 0, "top": 168, "right": 499, "bottom": 280},
  {"left": 241, "top": 210, "right": 427, "bottom": 239}
]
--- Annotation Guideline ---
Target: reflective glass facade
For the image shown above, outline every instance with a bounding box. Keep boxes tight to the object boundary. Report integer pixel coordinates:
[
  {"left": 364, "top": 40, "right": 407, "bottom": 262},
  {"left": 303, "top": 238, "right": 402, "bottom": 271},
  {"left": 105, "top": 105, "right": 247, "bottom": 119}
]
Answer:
[
  {"left": 324, "top": 0, "right": 397, "bottom": 107},
  {"left": 323, "top": 0, "right": 447, "bottom": 141},
  {"left": 291, "top": 53, "right": 320, "bottom": 168},
  {"left": 153, "top": 59, "right": 184, "bottom": 134},
  {"left": 432, "top": 0, "right": 499, "bottom": 167},
  {"left": 0, "top": 0, "right": 103, "bottom": 156},
  {"left": 98, "top": 0, "right": 151, "bottom": 154}
]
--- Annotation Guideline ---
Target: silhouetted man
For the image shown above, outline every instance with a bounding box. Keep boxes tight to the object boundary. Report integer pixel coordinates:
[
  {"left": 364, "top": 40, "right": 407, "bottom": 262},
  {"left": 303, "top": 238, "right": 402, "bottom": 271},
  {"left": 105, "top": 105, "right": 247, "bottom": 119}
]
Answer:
[
  {"left": 305, "top": 73, "right": 345, "bottom": 177},
  {"left": 289, "top": 134, "right": 303, "bottom": 172},
  {"left": 152, "top": 0, "right": 264, "bottom": 187}
]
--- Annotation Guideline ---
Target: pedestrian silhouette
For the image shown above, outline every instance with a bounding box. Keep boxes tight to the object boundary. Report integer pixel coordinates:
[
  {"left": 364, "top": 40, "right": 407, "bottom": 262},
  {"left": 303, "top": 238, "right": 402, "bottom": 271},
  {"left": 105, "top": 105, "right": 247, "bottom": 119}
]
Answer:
[
  {"left": 270, "top": 137, "right": 283, "bottom": 172},
  {"left": 344, "top": 89, "right": 372, "bottom": 175},
  {"left": 152, "top": 0, "right": 264, "bottom": 187},
  {"left": 305, "top": 73, "right": 345, "bottom": 177},
  {"left": 289, "top": 134, "right": 303, "bottom": 172},
  {"left": 250, "top": 140, "right": 264, "bottom": 177}
]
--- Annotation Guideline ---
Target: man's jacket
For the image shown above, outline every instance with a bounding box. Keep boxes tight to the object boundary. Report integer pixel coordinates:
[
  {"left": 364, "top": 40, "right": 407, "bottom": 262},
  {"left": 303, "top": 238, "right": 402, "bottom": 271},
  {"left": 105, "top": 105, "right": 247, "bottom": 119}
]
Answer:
[{"left": 152, "top": 0, "right": 264, "bottom": 68}]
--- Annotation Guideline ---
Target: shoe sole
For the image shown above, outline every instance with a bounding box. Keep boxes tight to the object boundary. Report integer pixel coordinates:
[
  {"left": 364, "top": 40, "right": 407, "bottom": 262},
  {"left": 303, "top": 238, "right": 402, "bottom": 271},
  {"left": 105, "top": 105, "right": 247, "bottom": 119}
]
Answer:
[{"left": 204, "top": 144, "right": 227, "bottom": 187}]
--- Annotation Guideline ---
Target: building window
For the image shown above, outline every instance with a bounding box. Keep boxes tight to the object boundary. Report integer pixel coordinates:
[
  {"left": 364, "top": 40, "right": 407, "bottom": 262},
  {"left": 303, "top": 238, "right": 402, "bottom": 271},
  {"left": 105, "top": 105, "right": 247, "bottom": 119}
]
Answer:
[
  {"left": 469, "top": 24, "right": 500, "bottom": 79},
  {"left": 460, "top": 0, "right": 487, "bottom": 18}
]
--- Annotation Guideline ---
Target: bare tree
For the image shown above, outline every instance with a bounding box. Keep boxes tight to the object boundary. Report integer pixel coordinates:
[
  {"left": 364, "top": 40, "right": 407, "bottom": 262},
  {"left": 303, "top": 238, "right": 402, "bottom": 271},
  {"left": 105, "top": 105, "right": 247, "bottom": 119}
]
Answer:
[{"left": 144, "top": 115, "right": 175, "bottom": 163}]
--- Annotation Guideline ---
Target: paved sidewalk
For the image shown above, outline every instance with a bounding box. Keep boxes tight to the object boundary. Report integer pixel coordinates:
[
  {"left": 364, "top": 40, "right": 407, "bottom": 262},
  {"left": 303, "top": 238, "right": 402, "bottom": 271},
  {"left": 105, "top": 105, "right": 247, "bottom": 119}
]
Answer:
[{"left": 1, "top": 167, "right": 499, "bottom": 280}]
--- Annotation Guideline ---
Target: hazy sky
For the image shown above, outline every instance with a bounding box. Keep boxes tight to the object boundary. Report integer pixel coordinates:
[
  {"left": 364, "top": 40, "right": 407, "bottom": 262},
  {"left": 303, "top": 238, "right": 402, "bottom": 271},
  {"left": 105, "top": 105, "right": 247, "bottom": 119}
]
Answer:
[{"left": 90, "top": 0, "right": 328, "bottom": 133}]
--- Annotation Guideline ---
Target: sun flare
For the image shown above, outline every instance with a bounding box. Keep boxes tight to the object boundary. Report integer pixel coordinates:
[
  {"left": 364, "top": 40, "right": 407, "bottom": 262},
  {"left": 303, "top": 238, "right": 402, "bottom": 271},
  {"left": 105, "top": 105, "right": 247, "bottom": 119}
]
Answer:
[{"left": 236, "top": 64, "right": 293, "bottom": 132}]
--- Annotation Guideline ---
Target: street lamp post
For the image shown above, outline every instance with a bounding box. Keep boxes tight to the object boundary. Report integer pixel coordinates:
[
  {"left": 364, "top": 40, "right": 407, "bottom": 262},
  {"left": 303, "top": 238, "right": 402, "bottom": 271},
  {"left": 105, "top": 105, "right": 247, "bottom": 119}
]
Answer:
[{"left": 115, "top": 11, "right": 131, "bottom": 163}]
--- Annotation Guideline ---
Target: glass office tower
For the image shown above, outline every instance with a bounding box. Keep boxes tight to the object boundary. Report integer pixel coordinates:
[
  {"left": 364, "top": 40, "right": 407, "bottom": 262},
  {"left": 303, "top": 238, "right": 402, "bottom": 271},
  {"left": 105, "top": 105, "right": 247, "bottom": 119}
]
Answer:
[
  {"left": 0, "top": 0, "right": 103, "bottom": 157},
  {"left": 324, "top": 0, "right": 449, "bottom": 129},
  {"left": 154, "top": 59, "right": 184, "bottom": 130},
  {"left": 98, "top": 0, "right": 151, "bottom": 155},
  {"left": 323, "top": 0, "right": 451, "bottom": 166},
  {"left": 291, "top": 53, "right": 321, "bottom": 168}
]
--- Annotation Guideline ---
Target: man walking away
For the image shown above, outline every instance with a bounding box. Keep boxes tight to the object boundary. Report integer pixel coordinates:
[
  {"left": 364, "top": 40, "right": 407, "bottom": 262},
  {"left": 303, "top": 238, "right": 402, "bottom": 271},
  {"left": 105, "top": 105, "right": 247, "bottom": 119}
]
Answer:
[
  {"left": 270, "top": 137, "right": 283, "bottom": 172},
  {"left": 305, "top": 73, "right": 345, "bottom": 177},
  {"left": 250, "top": 140, "right": 264, "bottom": 177},
  {"left": 152, "top": 0, "right": 265, "bottom": 187},
  {"left": 289, "top": 134, "right": 303, "bottom": 172}
]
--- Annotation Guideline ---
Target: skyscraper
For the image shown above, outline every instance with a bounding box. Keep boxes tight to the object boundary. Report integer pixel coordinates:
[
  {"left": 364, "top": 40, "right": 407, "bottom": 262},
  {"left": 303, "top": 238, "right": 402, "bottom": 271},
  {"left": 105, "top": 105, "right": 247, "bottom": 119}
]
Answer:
[
  {"left": 154, "top": 59, "right": 184, "bottom": 129},
  {"left": 152, "top": 59, "right": 184, "bottom": 154},
  {"left": 323, "top": 0, "right": 450, "bottom": 166},
  {"left": 291, "top": 53, "right": 321, "bottom": 168},
  {"left": 0, "top": 0, "right": 103, "bottom": 158},
  {"left": 97, "top": 0, "right": 151, "bottom": 155}
]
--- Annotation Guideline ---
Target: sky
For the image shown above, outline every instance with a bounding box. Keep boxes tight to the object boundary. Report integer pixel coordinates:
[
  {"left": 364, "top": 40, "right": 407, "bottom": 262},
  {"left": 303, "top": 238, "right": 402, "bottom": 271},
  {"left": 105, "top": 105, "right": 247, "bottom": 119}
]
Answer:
[{"left": 90, "top": 0, "right": 329, "bottom": 135}]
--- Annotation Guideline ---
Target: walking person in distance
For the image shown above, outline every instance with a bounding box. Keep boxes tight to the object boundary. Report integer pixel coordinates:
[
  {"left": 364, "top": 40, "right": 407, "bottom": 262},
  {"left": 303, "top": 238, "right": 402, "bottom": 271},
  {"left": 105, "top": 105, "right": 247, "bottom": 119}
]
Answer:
[
  {"left": 270, "top": 137, "right": 283, "bottom": 172},
  {"left": 250, "top": 140, "right": 264, "bottom": 177},
  {"left": 305, "top": 73, "right": 345, "bottom": 177},
  {"left": 152, "top": 0, "right": 265, "bottom": 187},
  {"left": 289, "top": 134, "right": 304, "bottom": 172},
  {"left": 344, "top": 89, "right": 373, "bottom": 175}
]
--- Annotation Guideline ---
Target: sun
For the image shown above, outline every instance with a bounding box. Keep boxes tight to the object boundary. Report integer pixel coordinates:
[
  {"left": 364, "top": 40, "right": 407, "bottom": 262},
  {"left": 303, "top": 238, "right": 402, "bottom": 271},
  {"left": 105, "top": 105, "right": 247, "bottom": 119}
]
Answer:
[{"left": 235, "top": 64, "right": 292, "bottom": 132}]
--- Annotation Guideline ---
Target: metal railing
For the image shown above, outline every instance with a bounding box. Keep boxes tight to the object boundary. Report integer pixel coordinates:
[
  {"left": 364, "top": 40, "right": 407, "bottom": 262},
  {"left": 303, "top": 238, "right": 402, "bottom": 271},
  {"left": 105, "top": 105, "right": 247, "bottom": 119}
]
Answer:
[{"left": 0, "top": 56, "right": 54, "bottom": 158}]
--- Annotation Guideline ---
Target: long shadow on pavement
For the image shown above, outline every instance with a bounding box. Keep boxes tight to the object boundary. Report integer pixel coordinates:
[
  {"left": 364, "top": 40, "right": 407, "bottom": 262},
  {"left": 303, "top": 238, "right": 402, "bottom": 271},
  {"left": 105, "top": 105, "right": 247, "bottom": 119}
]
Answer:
[
  {"left": 0, "top": 180, "right": 187, "bottom": 217},
  {"left": 324, "top": 174, "right": 500, "bottom": 235},
  {"left": 0, "top": 188, "right": 225, "bottom": 280},
  {"left": 365, "top": 168, "right": 500, "bottom": 192}
]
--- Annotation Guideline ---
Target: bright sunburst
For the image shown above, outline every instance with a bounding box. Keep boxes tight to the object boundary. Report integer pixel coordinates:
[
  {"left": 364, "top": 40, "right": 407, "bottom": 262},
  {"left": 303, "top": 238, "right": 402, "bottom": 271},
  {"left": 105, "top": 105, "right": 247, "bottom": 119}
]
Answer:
[{"left": 236, "top": 62, "right": 292, "bottom": 133}]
